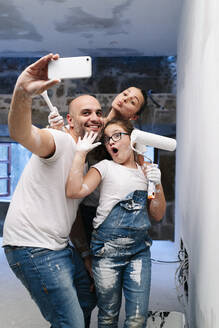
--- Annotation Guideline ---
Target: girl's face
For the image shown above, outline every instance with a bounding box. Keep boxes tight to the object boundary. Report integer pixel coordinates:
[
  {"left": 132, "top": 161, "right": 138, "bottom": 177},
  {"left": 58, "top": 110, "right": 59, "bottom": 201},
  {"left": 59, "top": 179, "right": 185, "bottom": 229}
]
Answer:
[
  {"left": 104, "top": 123, "right": 135, "bottom": 166},
  {"left": 111, "top": 87, "right": 144, "bottom": 120}
]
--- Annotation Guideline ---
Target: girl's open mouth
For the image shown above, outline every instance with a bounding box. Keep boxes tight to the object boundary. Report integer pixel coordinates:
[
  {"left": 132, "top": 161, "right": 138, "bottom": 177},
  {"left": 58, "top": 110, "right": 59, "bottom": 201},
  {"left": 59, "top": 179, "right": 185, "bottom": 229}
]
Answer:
[{"left": 112, "top": 147, "right": 118, "bottom": 154}]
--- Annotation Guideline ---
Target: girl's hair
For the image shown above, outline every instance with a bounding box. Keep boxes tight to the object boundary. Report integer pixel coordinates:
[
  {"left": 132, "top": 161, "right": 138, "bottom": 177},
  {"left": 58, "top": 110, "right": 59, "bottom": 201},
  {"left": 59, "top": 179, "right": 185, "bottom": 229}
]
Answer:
[
  {"left": 104, "top": 118, "right": 135, "bottom": 135},
  {"left": 89, "top": 119, "right": 137, "bottom": 164},
  {"left": 103, "top": 118, "right": 139, "bottom": 162}
]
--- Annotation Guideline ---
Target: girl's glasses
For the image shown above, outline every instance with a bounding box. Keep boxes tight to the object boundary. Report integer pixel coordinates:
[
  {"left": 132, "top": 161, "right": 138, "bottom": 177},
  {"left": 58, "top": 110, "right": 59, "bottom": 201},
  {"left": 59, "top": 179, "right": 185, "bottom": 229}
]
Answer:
[{"left": 104, "top": 132, "right": 129, "bottom": 144}]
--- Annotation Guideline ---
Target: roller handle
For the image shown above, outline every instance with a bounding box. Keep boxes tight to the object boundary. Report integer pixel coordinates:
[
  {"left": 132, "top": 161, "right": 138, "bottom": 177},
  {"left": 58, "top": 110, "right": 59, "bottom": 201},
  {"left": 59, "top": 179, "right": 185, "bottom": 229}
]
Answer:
[
  {"left": 142, "top": 162, "right": 158, "bottom": 199},
  {"left": 148, "top": 180, "right": 156, "bottom": 199},
  {"left": 147, "top": 163, "right": 158, "bottom": 199},
  {"left": 41, "top": 90, "right": 59, "bottom": 113}
]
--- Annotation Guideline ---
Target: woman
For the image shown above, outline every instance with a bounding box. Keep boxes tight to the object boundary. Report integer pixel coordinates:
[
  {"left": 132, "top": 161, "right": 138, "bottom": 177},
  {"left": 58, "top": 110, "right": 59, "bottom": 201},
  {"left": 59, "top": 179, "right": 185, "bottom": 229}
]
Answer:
[
  {"left": 66, "top": 119, "right": 166, "bottom": 327},
  {"left": 48, "top": 86, "right": 147, "bottom": 129}
]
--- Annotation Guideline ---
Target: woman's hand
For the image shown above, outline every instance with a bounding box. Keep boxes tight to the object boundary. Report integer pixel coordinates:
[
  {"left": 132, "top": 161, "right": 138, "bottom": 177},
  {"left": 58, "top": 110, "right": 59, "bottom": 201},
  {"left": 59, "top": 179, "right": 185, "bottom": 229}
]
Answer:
[
  {"left": 146, "top": 165, "right": 161, "bottom": 186},
  {"left": 145, "top": 164, "right": 166, "bottom": 221},
  {"left": 48, "top": 110, "right": 65, "bottom": 130}
]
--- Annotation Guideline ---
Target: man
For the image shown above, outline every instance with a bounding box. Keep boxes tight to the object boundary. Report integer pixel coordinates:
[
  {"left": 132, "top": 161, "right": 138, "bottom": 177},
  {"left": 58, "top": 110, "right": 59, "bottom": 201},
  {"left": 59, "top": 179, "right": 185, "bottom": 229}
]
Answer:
[{"left": 3, "top": 53, "right": 103, "bottom": 328}]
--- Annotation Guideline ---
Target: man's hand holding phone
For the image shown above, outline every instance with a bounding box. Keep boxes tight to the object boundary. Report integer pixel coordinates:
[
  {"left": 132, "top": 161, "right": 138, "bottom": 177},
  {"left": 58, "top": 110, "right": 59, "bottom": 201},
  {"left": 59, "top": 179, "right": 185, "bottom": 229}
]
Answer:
[{"left": 16, "top": 53, "right": 60, "bottom": 97}]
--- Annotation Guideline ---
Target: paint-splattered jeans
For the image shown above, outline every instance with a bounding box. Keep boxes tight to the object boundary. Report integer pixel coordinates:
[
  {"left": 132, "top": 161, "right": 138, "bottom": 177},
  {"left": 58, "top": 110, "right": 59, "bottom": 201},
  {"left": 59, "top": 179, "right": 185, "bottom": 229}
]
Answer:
[
  {"left": 91, "top": 190, "right": 152, "bottom": 328},
  {"left": 4, "top": 244, "right": 96, "bottom": 328}
]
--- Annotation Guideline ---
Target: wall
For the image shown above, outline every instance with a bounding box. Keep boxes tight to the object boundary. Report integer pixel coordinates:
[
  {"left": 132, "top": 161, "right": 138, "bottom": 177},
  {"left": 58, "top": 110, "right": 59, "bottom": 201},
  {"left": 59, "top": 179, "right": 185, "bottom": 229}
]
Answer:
[{"left": 176, "top": 0, "right": 219, "bottom": 326}]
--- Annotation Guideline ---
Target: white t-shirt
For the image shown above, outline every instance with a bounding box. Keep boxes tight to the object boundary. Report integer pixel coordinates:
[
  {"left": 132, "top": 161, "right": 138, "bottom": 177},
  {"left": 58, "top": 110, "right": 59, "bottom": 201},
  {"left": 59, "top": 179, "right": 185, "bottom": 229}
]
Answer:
[
  {"left": 92, "top": 159, "right": 148, "bottom": 229},
  {"left": 3, "top": 129, "right": 80, "bottom": 251}
]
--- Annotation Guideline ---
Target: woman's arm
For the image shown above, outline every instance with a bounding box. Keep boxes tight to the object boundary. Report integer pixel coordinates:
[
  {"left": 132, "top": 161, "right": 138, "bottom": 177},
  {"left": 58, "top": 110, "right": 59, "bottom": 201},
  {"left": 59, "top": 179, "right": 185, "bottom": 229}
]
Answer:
[
  {"left": 148, "top": 184, "right": 166, "bottom": 221},
  {"left": 66, "top": 132, "right": 101, "bottom": 199}
]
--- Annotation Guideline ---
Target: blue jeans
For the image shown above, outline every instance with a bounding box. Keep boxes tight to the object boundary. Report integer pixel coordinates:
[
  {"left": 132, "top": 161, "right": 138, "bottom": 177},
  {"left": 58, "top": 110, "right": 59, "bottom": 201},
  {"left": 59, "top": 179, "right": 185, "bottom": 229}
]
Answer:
[
  {"left": 91, "top": 190, "right": 152, "bottom": 328},
  {"left": 4, "top": 244, "right": 96, "bottom": 328},
  {"left": 92, "top": 248, "right": 151, "bottom": 328}
]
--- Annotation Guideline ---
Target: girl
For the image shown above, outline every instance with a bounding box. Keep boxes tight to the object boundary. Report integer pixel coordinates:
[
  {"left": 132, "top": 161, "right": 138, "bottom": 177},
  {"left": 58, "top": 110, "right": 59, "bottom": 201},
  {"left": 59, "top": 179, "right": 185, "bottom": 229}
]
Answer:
[{"left": 66, "top": 118, "right": 166, "bottom": 328}]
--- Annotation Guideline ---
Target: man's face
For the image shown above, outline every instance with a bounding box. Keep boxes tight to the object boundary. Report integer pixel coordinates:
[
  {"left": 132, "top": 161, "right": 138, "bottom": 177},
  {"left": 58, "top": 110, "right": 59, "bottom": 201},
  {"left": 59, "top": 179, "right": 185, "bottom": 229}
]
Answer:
[{"left": 67, "top": 95, "right": 104, "bottom": 140}]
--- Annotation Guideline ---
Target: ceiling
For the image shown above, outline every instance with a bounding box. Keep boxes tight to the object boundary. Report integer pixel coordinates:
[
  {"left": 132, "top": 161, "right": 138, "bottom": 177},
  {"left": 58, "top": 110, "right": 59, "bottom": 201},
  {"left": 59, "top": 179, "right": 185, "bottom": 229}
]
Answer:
[{"left": 0, "top": 0, "right": 182, "bottom": 58}]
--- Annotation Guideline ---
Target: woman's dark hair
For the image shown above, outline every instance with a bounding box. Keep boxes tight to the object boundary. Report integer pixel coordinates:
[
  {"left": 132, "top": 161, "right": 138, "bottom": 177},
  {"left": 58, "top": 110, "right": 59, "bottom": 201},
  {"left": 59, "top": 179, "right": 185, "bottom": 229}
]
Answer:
[{"left": 137, "top": 88, "right": 147, "bottom": 116}]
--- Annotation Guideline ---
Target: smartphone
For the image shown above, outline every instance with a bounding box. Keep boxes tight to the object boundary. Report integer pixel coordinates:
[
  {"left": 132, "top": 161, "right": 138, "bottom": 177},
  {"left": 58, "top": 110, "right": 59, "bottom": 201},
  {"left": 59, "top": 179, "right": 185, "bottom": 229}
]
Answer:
[{"left": 48, "top": 56, "right": 92, "bottom": 80}]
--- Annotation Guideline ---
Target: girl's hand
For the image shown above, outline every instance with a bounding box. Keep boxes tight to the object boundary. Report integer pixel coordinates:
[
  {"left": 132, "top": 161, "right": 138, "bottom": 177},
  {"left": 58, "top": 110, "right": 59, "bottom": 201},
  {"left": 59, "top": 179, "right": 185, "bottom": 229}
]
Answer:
[{"left": 76, "top": 132, "right": 101, "bottom": 153}]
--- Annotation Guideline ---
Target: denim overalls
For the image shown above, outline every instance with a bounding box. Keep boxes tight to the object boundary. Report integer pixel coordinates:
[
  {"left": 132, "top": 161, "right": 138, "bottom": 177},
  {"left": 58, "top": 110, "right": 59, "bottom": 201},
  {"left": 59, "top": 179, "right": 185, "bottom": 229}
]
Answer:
[{"left": 91, "top": 190, "right": 152, "bottom": 328}]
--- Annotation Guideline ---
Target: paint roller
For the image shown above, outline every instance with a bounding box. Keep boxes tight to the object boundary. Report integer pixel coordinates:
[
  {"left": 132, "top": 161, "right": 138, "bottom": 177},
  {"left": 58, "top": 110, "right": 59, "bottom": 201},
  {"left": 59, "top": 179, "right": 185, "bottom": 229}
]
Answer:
[{"left": 130, "top": 129, "right": 177, "bottom": 199}]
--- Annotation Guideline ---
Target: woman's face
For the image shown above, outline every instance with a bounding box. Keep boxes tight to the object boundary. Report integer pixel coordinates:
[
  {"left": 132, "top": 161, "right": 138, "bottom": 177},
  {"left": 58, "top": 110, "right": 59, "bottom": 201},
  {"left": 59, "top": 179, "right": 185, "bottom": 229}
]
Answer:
[
  {"left": 104, "top": 123, "right": 134, "bottom": 166},
  {"left": 111, "top": 87, "right": 145, "bottom": 120}
]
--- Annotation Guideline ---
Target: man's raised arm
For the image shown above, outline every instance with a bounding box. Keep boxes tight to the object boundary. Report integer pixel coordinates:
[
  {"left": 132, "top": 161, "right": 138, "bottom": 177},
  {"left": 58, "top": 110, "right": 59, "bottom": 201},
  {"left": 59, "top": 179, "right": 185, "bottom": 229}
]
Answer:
[{"left": 8, "top": 53, "right": 60, "bottom": 157}]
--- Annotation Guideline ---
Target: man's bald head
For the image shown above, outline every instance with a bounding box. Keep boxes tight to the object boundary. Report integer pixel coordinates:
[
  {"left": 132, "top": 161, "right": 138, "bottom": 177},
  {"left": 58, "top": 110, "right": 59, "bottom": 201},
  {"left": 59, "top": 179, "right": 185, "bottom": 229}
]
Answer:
[{"left": 67, "top": 95, "right": 104, "bottom": 140}]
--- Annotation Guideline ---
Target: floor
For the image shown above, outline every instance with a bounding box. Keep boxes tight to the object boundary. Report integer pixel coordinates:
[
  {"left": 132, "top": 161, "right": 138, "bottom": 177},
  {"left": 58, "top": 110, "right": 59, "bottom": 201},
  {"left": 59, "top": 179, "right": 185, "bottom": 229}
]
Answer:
[{"left": 0, "top": 239, "right": 184, "bottom": 328}]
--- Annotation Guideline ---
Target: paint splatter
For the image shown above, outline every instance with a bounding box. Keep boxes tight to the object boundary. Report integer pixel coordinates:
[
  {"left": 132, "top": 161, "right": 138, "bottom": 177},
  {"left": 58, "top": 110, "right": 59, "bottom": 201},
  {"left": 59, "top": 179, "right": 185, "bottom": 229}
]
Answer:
[
  {"left": 55, "top": 264, "right": 60, "bottom": 270},
  {"left": 130, "top": 259, "right": 142, "bottom": 285},
  {"left": 82, "top": 183, "right": 89, "bottom": 191}
]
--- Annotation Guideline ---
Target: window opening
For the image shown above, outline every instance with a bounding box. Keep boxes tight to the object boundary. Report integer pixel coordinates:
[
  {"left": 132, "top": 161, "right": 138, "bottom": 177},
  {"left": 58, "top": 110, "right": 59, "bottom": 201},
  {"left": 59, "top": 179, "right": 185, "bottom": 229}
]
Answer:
[{"left": 0, "top": 143, "right": 11, "bottom": 197}]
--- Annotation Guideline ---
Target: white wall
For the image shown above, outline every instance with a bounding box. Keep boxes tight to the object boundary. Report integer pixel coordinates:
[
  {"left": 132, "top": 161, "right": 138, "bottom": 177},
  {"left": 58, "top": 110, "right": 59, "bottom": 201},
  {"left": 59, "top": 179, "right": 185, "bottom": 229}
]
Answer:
[{"left": 176, "top": 1, "right": 219, "bottom": 327}]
